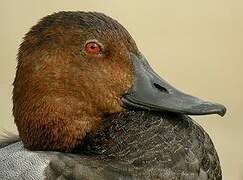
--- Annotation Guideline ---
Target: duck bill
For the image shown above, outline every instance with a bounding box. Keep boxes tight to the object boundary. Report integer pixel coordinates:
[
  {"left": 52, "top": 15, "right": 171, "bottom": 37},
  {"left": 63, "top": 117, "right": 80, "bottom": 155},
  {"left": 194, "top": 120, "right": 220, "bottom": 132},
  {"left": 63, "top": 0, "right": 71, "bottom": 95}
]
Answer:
[{"left": 121, "top": 53, "right": 226, "bottom": 116}]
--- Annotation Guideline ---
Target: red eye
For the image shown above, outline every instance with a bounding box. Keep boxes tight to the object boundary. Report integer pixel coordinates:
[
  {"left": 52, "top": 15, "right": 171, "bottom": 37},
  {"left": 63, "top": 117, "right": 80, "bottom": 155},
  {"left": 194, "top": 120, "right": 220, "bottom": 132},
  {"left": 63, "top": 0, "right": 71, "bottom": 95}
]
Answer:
[{"left": 85, "top": 42, "right": 101, "bottom": 54}]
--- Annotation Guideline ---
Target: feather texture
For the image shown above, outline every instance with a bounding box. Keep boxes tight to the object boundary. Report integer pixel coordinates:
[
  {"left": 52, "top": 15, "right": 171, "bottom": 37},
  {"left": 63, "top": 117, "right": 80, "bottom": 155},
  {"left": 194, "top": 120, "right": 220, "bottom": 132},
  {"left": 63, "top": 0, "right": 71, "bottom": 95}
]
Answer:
[{"left": 0, "top": 111, "right": 221, "bottom": 179}]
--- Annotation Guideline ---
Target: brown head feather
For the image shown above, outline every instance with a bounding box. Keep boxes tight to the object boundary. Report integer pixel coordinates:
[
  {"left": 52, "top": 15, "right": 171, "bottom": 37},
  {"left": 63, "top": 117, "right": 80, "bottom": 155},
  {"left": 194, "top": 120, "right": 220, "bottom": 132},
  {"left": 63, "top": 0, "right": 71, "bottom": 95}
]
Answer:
[{"left": 13, "top": 11, "right": 139, "bottom": 151}]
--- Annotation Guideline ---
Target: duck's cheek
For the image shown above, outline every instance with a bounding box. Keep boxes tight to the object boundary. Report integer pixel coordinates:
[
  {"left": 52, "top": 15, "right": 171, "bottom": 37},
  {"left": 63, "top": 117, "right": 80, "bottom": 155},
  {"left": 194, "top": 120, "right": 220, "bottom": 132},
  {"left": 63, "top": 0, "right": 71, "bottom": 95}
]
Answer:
[
  {"left": 93, "top": 68, "right": 133, "bottom": 113},
  {"left": 96, "top": 90, "right": 124, "bottom": 114}
]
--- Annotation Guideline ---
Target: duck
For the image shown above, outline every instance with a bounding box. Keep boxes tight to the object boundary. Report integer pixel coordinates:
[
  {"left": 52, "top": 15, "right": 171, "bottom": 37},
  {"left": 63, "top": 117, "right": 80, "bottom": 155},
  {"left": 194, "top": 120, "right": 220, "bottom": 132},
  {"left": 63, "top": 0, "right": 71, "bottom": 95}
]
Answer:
[{"left": 0, "top": 11, "right": 226, "bottom": 180}]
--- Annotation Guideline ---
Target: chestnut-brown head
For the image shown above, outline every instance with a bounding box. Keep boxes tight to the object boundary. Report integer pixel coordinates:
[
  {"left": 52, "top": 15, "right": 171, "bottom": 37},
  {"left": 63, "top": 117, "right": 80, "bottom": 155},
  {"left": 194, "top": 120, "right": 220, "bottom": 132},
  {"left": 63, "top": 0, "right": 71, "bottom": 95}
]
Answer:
[
  {"left": 13, "top": 11, "right": 226, "bottom": 152},
  {"left": 13, "top": 12, "right": 139, "bottom": 151}
]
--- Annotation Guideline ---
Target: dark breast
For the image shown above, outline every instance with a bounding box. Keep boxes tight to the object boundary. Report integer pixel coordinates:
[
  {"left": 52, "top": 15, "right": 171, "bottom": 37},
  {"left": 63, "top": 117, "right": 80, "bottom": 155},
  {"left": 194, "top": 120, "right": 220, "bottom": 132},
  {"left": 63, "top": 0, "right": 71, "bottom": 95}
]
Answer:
[
  {"left": 0, "top": 111, "right": 221, "bottom": 179},
  {"left": 45, "top": 111, "right": 221, "bottom": 180}
]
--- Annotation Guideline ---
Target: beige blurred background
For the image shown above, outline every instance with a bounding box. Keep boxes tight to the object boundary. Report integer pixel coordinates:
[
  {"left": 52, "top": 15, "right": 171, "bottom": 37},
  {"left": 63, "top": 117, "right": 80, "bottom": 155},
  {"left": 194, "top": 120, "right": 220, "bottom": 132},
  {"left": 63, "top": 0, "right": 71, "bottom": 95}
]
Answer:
[{"left": 0, "top": 0, "right": 242, "bottom": 179}]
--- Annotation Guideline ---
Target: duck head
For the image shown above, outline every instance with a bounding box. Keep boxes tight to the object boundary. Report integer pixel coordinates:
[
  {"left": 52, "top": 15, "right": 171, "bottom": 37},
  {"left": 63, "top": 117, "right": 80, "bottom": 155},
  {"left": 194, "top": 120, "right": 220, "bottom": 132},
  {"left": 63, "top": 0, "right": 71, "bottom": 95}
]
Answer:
[{"left": 13, "top": 12, "right": 226, "bottom": 151}]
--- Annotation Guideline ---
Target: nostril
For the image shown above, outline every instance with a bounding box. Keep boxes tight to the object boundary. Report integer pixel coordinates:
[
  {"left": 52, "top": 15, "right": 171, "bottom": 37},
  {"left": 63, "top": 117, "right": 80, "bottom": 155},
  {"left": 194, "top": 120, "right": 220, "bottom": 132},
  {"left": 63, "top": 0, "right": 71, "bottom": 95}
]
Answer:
[{"left": 153, "top": 83, "right": 169, "bottom": 94}]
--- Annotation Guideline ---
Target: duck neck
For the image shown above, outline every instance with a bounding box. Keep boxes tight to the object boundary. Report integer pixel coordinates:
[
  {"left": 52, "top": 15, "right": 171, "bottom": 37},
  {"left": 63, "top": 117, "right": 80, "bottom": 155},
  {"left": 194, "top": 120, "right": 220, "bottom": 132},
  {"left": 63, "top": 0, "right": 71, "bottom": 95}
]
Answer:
[{"left": 13, "top": 89, "right": 103, "bottom": 151}]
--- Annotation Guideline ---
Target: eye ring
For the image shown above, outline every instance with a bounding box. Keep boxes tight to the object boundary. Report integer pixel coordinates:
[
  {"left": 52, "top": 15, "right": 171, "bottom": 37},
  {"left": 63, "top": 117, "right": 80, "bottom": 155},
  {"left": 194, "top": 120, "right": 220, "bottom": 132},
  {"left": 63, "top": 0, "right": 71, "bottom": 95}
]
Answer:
[{"left": 84, "top": 41, "right": 101, "bottom": 54}]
